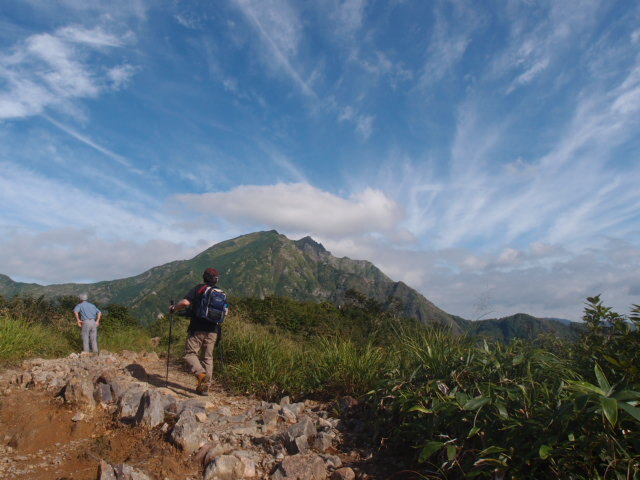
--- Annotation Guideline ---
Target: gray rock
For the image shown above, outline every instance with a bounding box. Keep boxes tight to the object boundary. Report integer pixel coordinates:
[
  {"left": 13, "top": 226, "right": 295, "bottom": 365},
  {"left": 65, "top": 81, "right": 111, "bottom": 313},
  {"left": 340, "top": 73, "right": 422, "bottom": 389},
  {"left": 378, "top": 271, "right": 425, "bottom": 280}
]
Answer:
[
  {"left": 113, "top": 463, "right": 153, "bottom": 480},
  {"left": 63, "top": 376, "right": 95, "bottom": 410},
  {"left": 204, "top": 454, "right": 244, "bottom": 480},
  {"left": 135, "top": 390, "right": 167, "bottom": 427},
  {"left": 98, "top": 460, "right": 117, "bottom": 480},
  {"left": 283, "top": 416, "right": 317, "bottom": 454},
  {"left": 283, "top": 402, "right": 305, "bottom": 415},
  {"left": 280, "top": 396, "right": 291, "bottom": 406},
  {"left": 262, "top": 409, "right": 281, "bottom": 432},
  {"left": 281, "top": 408, "right": 297, "bottom": 423},
  {"left": 170, "top": 415, "right": 203, "bottom": 453},
  {"left": 321, "top": 455, "right": 342, "bottom": 469},
  {"left": 179, "top": 398, "right": 209, "bottom": 416},
  {"left": 109, "top": 380, "right": 131, "bottom": 402},
  {"left": 286, "top": 416, "right": 316, "bottom": 439},
  {"left": 313, "top": 432, "right": 333, "bottom": 453},
  {"left": 317, "top": 418, "right": 333, "bottom": 430},
  {"left": 289, "top": 435, "right": 309, "bottom": 454},
  {"left": 331, "top": 468, "right": 355, "bottom": 480},
  {"left": 117, "top": 385, "right": 146, "bottom": 419},
  {"left": 94, "top": 383, "right": 113, "bottom": 404},
  {"left": 271, "top": 453, "right": 327, "bottom": 480},
  {"left": 203, "top": 444, "right": 233, "bottom": 466}
]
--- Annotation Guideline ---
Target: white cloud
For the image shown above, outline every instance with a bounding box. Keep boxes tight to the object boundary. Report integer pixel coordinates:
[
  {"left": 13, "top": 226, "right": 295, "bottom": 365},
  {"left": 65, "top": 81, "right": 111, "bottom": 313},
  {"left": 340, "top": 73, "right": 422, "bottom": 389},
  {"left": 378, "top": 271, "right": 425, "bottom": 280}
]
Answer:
[
  {"left": 331, "top": 0, "right": 367, "bottom": 37},
  {"left": 319, "top": 235, "right": 640, "bottom": 321},
  {"left": 232, "top": 0, "right": 315, "bottom": 97},
  {"left": 57, "top": 25, "right": 125, "bottom": 47},
  {"left": 418, "top": 1, "right": 480, "bottom": 90},
  {"left": 0, "top": 228, "right": 200, "bottom": 284},
  {"left": 338, "top": 106, "right": 374, "bottom": 139},
  {"left": 495, "top": 0, "right": 603, "bottom": 93},
  {"left": 0, "top": 25, "right": 135, "bottom": 120},
  {"left": 107, "top": 64, "right": 137, "bottom": 90},
  {"left": 174, "top": 183, "right": 403, "bottom": 237}
]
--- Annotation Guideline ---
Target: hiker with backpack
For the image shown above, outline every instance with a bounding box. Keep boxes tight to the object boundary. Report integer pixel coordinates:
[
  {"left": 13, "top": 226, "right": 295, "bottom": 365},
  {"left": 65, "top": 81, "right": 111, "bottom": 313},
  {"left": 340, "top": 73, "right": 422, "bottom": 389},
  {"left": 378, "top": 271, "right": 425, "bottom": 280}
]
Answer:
[{"left": 169, "top": 267, "right": 228, "bottom": 395}]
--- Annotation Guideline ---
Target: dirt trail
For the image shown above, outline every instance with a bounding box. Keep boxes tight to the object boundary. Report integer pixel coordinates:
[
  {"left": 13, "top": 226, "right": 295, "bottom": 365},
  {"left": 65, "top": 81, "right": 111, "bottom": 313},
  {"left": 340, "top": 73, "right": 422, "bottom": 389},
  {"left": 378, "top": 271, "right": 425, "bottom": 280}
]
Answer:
[
  {"left": 0, "top": 352, "right": 390, "bottom": 480},
  {"left": 0, "top": 354, "right": 244, "bottom": 480}
]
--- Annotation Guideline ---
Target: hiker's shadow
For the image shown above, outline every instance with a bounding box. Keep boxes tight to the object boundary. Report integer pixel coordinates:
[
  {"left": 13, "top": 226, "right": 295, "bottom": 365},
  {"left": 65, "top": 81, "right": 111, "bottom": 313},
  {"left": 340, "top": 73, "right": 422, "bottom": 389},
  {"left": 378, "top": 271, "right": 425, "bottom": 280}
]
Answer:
[{"left": 125, "top": 363, "right": 193, "bottom": 396}]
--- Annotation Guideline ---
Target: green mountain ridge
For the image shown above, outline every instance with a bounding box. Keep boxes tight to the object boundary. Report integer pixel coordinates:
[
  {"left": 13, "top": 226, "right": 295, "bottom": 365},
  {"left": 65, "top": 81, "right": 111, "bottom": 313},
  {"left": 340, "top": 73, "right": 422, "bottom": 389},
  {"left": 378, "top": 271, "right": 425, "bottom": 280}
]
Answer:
[
  {"left": 0, "top": 230, "right": 459, "bottom": 331},
  {"left": 458, "top": 312, "right": 583, "bottom": 341}
]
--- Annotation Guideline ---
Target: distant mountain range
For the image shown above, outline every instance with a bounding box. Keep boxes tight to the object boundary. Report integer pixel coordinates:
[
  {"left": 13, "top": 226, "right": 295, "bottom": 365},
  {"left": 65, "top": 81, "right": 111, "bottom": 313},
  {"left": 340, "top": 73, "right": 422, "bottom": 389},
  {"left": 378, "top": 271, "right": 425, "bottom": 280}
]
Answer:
[
  {"left": 458, "top": 313, "right": 583, "bottom": 341},
  {"left": 0, "top": 230, "right": 579, "bottom": 340}
]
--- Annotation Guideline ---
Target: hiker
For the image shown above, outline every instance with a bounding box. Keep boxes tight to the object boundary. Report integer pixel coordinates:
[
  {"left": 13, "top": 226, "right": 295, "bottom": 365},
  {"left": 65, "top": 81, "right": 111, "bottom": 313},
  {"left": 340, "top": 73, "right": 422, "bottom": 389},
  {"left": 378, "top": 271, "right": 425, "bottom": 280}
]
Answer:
[
  {"left": 169, "top": 267, "right": 228, "bottom": 395},
  {"left": 73, "top": 293, "right": 101, "bottom": 353}
]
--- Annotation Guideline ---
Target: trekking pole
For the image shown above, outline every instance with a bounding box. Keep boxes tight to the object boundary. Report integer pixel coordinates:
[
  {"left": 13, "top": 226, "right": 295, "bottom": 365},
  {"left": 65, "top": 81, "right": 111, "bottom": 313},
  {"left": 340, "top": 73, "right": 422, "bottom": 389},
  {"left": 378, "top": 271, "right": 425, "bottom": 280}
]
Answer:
[
  {"left": 165, "top": 300, "right": 174, "bottom": 388},
  {"left": 218, "top": 311, "right": 226, "bottom": 377}
]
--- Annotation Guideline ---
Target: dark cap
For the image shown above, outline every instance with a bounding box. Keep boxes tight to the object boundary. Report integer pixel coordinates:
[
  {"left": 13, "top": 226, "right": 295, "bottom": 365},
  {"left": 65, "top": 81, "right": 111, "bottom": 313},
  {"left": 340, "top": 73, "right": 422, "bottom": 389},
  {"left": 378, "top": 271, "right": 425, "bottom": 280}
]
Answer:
[{"left": 203, "top": 267, "right": 219, "bottom": 283}]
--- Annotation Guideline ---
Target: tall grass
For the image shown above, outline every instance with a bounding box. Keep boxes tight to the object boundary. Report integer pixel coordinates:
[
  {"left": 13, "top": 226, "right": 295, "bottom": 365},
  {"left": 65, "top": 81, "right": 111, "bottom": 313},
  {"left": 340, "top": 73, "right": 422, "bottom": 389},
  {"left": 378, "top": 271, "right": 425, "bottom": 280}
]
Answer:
[
  {"left": 99, "top": 326, "right": 155, "bottom": 353},
  {"left": 309, "top": 337, "right": 389, "bottom": 398},
  {"left": 0, "top": 315, "right": 72, "bottom": 363}
]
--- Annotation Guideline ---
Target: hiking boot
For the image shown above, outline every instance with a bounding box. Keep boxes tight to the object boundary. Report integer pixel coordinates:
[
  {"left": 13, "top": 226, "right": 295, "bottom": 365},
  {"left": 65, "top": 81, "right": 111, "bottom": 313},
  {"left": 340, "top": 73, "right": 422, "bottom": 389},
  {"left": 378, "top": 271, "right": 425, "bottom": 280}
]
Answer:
[{"left": 195, "top": 373, "right": 210, "bottom": 395}]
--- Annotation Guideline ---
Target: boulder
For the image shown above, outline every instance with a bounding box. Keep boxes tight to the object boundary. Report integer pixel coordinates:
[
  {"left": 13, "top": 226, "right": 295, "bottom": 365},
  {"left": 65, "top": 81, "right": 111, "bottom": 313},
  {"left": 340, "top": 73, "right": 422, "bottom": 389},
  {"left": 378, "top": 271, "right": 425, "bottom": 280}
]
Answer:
[
  {"left": 117, "top": 385, "right": 147, "bottom": 419},
  {"left": 262, "top": 408, "right": 281, "bottom": 432},
  {"left": 135, "top": 390, "right": 167, "bottom": 427},
  {"left": 313, "top": 432, "right": 333, "bottom": 453},
  {"left": 171, "top": 414, "right": 203, "bottom": 453},
  {"left": 113, "top": 463, "right": 153, "bottom": 480},
  {"left": 287, "top": 416, "right": 316, "bottom": 439},
  {"left": 331, "top": 468, "right": 356, "bottom": 480},
  {"left": 271, "top": 454, "right": 327, "bottom": 480},
  {"left": 94, "top": 383, "right": 113, "bottom": 404},
  {"left": 63, "top": 376, "right": 95, "bottom": 410},
  {"left": 98, "top": 460, "right": 117, "bottom": 480},
  {"left": 203, "top": 454, "right": 244, "bottom": 480}
]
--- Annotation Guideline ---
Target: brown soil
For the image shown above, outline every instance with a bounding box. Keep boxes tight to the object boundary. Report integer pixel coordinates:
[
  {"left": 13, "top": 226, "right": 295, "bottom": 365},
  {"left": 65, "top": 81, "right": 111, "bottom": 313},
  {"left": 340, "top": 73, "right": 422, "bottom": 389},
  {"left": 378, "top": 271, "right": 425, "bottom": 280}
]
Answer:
[
  {"left": 0, "top": 384, "right": 196, "bottom": 480},
  {"left": 0, "top": 355, "right": 254, "bottom": 480}
]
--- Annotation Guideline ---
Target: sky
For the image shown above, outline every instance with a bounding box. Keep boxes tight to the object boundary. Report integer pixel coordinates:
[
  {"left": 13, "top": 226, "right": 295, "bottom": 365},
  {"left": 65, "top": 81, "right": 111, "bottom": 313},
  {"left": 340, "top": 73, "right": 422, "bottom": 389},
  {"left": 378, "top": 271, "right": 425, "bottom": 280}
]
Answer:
[{"left": 1, "top": 0, "right": 639, "bottom": 321}]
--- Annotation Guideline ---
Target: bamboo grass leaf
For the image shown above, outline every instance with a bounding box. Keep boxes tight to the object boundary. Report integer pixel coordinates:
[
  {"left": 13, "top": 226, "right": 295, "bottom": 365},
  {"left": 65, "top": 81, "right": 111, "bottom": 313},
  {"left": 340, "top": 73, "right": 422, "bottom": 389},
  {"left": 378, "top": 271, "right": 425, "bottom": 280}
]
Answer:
[
  {"left": 619, "top": 402, "right": 640, "bottom": 423},
  {"left": 599, "top": 396, "right": 618, "bottom": 426},
  {"left": 463, "top": 396, "right": 490, "bottom": 411},
  {"left": 594, "top": 363, "right": 611, "bottom": 393},
  {"left": 539, "top": 444, "right": 552, "bottom": 459},
  {"left": 447, "top": 444, "right": 457, "bottom": 461},
  {"left": 418, "top": 441, "right": 445, "bottom": 463}
]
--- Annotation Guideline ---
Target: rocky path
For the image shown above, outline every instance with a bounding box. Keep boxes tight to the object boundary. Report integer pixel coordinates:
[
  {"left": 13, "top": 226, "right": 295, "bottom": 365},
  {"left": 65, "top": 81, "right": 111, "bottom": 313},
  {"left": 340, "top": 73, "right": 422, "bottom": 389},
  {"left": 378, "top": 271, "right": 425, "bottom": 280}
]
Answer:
[{"left": 0, "top": 351, "right": 378, "bottom": 480}]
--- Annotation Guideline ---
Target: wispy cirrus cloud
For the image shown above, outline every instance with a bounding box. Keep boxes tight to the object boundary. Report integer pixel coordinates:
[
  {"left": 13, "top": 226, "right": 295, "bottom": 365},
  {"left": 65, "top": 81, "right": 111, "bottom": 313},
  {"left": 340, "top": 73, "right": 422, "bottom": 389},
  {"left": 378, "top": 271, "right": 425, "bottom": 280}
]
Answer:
[
  {"left": 418, "top": 0, "right": 482, "bottom": 90},
  {"left": 495, "top": 0, "right": 604, "bottom": 93},
  {"left": 232, "top": 0, "right": 316, "bottom": 98},
  {"left": 0, "top": 25, "right": 135, "bottom": 120}
]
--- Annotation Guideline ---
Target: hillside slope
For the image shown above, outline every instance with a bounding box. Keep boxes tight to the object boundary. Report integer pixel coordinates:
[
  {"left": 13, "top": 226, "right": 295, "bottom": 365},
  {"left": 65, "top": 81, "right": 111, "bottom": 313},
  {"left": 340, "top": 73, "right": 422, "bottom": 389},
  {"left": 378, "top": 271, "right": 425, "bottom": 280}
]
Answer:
[{"left": 0, "top": 231, "right": 459, "bottom": 331}]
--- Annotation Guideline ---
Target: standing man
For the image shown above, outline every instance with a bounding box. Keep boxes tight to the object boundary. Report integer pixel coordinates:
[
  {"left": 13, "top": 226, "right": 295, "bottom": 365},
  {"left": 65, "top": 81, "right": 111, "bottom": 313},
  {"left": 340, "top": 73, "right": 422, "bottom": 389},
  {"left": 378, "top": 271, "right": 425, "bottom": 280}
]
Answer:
[
  {"left": 170, "top": 268, "right": 228, "bottom": 395},
  {"left": 73, "top": 293, "right": 101, "bottom": 353}
]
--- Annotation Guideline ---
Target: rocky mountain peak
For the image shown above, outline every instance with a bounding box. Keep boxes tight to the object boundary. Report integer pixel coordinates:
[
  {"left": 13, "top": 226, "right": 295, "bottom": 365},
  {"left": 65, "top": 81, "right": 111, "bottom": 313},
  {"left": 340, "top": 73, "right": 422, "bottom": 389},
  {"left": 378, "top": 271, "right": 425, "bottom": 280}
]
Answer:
[{"left": 294, "top": 236, "right": 329, "bottom": 261}]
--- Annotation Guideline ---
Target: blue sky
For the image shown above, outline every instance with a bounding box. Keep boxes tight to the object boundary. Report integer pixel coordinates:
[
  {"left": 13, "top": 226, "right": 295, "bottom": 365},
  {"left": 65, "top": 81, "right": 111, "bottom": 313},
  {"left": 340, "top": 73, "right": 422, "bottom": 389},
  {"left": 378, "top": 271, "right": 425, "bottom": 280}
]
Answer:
[{"left": 1, "top": 0, "right": 639, "bottom": 321}]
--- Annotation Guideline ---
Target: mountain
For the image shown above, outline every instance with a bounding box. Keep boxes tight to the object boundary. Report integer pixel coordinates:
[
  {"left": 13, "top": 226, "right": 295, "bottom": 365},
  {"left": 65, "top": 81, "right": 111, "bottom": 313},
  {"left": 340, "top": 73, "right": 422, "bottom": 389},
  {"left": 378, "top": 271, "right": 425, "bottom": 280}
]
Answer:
[
  {"left": 0, "top": 230, "right": 460, "bottom": 331},
  {"left": 457, "top": 313, "right": 584, "bottom": 342}
]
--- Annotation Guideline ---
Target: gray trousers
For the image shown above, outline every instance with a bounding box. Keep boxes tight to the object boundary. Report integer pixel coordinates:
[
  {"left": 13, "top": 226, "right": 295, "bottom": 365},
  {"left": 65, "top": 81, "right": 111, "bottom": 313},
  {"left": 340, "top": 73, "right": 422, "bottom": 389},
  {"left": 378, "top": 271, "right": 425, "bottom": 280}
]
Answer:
[
  {"left": 81, "top": 319, "right": 99, "bottom": 352},
  {"left": 184, "top": 331, "right": 217, "bottom": 378}
]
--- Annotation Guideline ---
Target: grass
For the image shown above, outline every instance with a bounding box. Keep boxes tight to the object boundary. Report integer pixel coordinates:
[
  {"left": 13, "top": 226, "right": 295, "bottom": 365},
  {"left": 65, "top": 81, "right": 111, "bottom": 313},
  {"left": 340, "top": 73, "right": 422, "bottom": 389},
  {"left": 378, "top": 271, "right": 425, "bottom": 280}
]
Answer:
[{"left": 0, "top": 315, "right": 72, "bottom": 364}]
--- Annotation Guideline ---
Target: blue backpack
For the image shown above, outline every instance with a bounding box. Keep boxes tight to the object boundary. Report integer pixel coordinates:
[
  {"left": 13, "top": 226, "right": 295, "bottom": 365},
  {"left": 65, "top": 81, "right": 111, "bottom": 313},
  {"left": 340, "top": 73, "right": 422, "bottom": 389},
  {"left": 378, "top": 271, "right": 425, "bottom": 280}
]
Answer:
[{"left": 195, "top": 285, "right": 227, "bottom": 324}]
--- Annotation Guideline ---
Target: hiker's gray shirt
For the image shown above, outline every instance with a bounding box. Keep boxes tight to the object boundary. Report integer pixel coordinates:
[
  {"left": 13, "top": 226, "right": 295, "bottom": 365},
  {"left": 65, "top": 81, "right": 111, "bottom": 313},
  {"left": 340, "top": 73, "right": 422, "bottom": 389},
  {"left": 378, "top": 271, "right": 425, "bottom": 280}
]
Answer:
[{"left": 74, "top": 301, "right": 101, "bottom": 320}]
